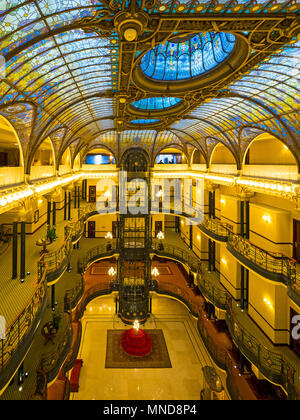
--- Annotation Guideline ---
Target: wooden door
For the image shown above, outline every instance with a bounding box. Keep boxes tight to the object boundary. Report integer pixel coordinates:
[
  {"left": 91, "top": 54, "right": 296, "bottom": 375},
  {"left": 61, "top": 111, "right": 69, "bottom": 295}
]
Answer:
[
  {"left": 89, "top": 185, "right": 96, "bottom": 203},
  {"left": 155, "top": 221, "right": 163, "bottom": 238},
  {"left": 290, "top": 308, "right": 300, "bottom": 357},
  {"left": 293, "top": 220, "right": 300, "bottom": 263},
  {"left": 88, "top": 221, "right": 96, "bottom": 238},
  {"left": 112, "top": 221, "right": 118, "bottom": 239}
]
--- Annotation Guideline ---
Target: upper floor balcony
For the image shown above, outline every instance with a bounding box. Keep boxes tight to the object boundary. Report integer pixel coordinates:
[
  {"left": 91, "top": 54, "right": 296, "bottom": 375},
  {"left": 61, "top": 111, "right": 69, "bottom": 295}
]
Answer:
[{"left": 0, "top": 260, "right": 47, "bottom": 393}]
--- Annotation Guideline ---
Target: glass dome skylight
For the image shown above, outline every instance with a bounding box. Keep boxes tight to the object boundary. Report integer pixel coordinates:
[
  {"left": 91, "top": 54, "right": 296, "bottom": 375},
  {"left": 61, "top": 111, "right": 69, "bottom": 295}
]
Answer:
[
  {"left": 131, "top": 97, "right": 182, "bottom": 110},
  {"left": 140, "top": 32, "right": 236, "bottom": 81},
  {"left": 130, "top": 119, "right": 160, "bottom": 124}
]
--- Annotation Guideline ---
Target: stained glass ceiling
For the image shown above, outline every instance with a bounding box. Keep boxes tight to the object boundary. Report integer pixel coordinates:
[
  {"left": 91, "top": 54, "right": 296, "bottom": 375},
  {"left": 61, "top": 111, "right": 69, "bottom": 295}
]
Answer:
[
  {"left": 140, "top": 32, "right": 236, "bottom": 81},
  {"left": 0, "top": 0, "right": 298, "bottom": 171}
]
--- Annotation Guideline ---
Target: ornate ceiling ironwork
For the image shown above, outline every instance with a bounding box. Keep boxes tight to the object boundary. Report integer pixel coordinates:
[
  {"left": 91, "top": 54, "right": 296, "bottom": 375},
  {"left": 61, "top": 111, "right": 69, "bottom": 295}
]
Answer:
[{"left": 0, "top": 0, "right": 298, "bottom": 170}]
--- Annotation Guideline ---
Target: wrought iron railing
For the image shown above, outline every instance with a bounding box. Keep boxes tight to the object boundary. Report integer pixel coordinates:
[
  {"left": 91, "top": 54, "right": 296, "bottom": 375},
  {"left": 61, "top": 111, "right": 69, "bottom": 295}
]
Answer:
[
  {"left": 75, "top": 282, "right": 116, "bottom": 319},
  {"left": 156, "top": 281, "right": 200, "bottom": 316},
  {"left": 64, "top": 218, "right": 84, "bottom": 243},
  {"left": 228, "top": 233, "right": 296, "bottom": 284},
  {"left": 200, "top": 216, "right": 231, "bottom": 240},
  {"left": 64, "top": 277, "right": 85, "bottom": 312},
  {"left": 226, "top": 297, "right": 299, "bottom": 399},
  {"left": 196, "top": 272, "right": 228, "bottom": 310},
  {"left": 0, "top": 259, "right": 47, "bottom": 387},
  {"left": 40, "top": 315, "right": 73, "bottom": 382},
  {"left": 77, "top": 240, "right": 117, "bottom": 274},
  {"left": 152, "top": 240, "right": 202, "bottom": 274},
  {"left": 78, "top": 203, "right": 97, "bottom": 220},
  {"left": 197, "top": 306, "right": 228, "bottom": 369}
]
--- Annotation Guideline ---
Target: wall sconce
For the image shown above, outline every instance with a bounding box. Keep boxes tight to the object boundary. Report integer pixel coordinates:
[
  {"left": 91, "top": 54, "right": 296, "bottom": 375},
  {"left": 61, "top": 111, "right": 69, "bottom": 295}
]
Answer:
[
  {"left": 263, "top": 214, "right": 271, "bottom": 224},
  {"left": 221, "top": 258, "right": 227, "bottom": 265},
  {"left": 197, "top": 235, "right": 200, "bottom": 241},
  {"left": 220, "top": 199, "right": 226, "bottom": 205},
  {"left": 105, "top": 232, "right": 113, "bottom": 240},
  {"left": 264, "top": 297, "right": 273, "bottom": 310}
]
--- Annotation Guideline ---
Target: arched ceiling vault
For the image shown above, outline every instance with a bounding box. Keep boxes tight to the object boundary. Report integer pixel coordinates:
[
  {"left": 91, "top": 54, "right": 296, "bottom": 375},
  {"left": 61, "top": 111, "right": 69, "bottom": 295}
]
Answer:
[{"left": 0, "top": 0, "right": 298, "bottom": 172}]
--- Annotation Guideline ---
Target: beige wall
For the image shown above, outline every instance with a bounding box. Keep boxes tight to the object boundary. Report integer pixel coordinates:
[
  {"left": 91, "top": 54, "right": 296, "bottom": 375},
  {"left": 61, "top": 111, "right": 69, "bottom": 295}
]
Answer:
[
  {"left": 220, "top": 194, "right": 240, "bottom": 234},
  {"left": 248, "top": 271, "right": 289, "bottom": 344},
  {"left": 220, "top": 243, "right": 240, "bottom": 300},
  {"left": 249, "top": 202, "right": 292, "bottom": 257}
]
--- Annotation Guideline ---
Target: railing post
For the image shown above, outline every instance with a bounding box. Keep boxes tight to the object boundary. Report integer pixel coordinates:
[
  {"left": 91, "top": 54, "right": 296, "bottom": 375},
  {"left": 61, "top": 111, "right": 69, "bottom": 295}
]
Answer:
[
  {"left": 12, "top": 222, "right": 18, "bottom": 279},
  {"left": 20, "top": 222, "right": 26, "bottom": 282}
]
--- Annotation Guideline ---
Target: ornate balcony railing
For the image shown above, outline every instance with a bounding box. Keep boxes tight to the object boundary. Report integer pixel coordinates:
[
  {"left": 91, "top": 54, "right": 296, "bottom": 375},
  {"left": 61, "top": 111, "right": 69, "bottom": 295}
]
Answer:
[
  {"left": 152, "top": 241, "right": 202, "bottom": 274},
  {"left": 155, "top": 281, "right": 201, "bottom": 317},
  {"left": 64, "top": 277, "right": 85, "bottom": 312},
  {"left": 196, "top": 272, "right": 228, "bottom": 311},
  {"left": 197, "top": 306, "right": 228, "bottom": 369},
  {"left": 78, "top": 203, "right": 97, "bottom": 220},
  {"left": 43, "top": 236, "right": 72, "bottom": 284},
  {"left": 75, "top": 282, "right": 116, "bottom": 319},
  {"left": 199, "top": 217, "right": 230, "bottom": 242},
  {"left": 77, "top": 241, "right": 117, "bottom": 274},
  {"left": 40, "top": 315, "right": 73, "bottom": 383},
  {"left": 226, "top": 297, "right": 299, "bottom": 400},
  {"left": 64, "top": 218, "right": 84, "bottom": 244},
  {"left": 227, "top": 233, "right": 296, "bottom": 285},
  {"left": 0, "top": 259, "right": 47, "bottom": 390}
]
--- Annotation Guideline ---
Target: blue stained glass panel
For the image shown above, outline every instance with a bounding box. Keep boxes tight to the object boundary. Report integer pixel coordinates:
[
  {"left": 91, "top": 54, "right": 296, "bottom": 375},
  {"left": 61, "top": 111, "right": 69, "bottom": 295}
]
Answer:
[{"left": 141, "top": 32, "right": 235, "bottom": 81}]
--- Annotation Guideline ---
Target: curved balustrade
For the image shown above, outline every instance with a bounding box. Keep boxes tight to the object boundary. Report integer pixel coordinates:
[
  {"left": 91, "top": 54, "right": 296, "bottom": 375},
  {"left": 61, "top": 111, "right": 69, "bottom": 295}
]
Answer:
[
  {"left": 0, "top": 260, "right": 47, "bottom": 391},
  {"left": 152, "top": 241, "right": 201, "bottom": 274},
  {"left": 155, "top": 281, "right": 201, "bottom": 317},
  {"left": 78, "top": 203, "right": 97, "bottom": 221},
  {"left": 75, "top": 283, "right": 116, "bottom": 320},
  {"left": 199, "top": 216, "right": 230, "bottom": 242},
  {"left": 227, "top": 233, "right": 296, "bottom": 285},
  {"left": 64, "top": 218, "right": 84, "bottom": 244},
  {"left": 43, "top": 239, "right": 72, "bottom": 284},
  {"left": 77, "top": 241, "right": 117, "bottom": 274},
  {"left": 40, "top": 316, "right": 73, "bottom": 383},
  {"left": 225, "top": 297, "right": 299, "bottom": 400},
  {"left": 197, "top": 306, "right": 228, "bottom": 369},
  {"left": 64, "top": 277, "right": 85, "bottom": 312},
  {"left": 196, "top": 273, "right": 228, "bottom": 310}
]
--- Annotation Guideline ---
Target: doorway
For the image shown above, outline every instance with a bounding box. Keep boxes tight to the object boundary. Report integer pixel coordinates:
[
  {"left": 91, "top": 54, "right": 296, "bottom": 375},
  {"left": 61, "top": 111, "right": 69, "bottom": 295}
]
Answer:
[
  {"left": 88, "top": 221, "right": 96, "bottom": 238},
  {"left": 293, "top": 220, "right": 300, "bottom": 263},
  {"left": 89, "top": 186, "right": 96, "bottom": 203},
  {"left": 112, "top": 221, "right": 118, "bottom": 239}
]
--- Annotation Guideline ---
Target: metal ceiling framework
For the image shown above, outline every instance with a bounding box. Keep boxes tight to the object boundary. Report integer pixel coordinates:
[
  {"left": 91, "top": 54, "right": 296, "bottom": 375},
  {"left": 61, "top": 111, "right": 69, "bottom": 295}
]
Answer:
[{"left": 0, "top": 0, "right": 299, "bottom": 172}]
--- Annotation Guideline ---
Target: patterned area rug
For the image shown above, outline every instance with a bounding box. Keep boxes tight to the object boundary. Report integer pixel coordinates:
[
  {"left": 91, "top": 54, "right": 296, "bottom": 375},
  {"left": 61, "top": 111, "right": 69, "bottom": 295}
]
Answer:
[{"left": 105, "top": 330, "right": 172, "bottom": 369}]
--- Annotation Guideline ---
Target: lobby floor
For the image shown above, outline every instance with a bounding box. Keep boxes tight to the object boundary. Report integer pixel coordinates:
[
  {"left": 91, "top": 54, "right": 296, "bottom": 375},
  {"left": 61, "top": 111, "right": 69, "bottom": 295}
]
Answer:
[{"left": 71, "top": 295, "right": 229, "bottom": 401}]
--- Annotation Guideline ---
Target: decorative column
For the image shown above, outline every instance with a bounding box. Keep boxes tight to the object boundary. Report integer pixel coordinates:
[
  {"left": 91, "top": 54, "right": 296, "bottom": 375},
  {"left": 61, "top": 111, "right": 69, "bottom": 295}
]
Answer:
[
  {"left": 12, "top": 222, "right": 18, "bottom": 279},
  {"left": 77, "top": 186, "right": 80, "bottom": 209},
  {"left": 52, "top": 201, "right": 56, "bottom": 226},
  {"left": 20, "top": 222, "right": 26, "bottom": 282},
  {"left": 68, "top": 191, "right": 71, "bottom": 220},
  {"left": 47, "top": 201, "right": 52, "bottom": 226},
  {"left": 74, "top": 186, "right": 77, "bottom": 209},
  {"left": 64, "top": 191, "right": 67, "bottom": 221},
  {"left": 51, "top": 285, "right": 56, "bottom": 311}
]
